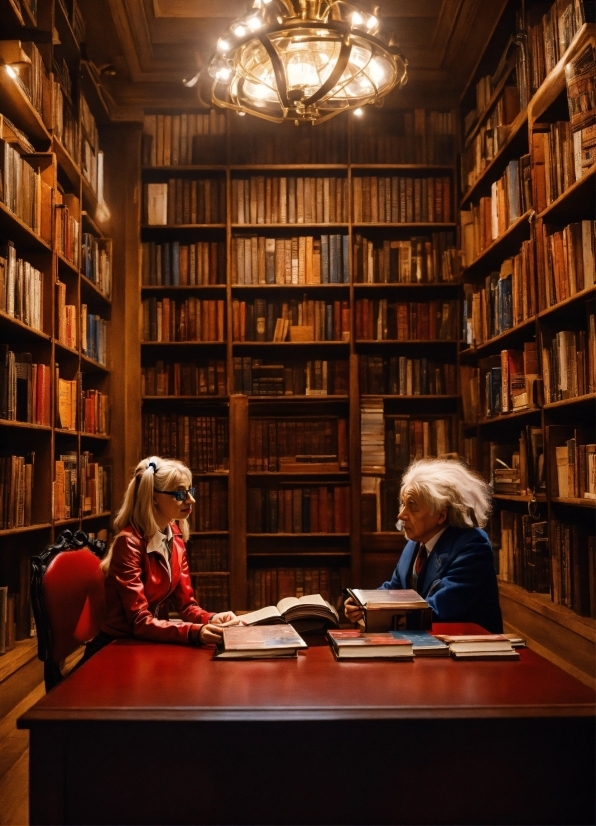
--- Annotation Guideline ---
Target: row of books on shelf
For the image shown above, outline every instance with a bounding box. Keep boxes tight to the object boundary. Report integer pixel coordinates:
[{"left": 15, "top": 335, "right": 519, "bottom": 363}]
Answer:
[
  {"left": 186, "top": 479, "right": 228, "bottom": 532},
  {"left": 79, "top": 99, "right": 104, "bottom": 199},
  {"left": 192, "top": 574, "right": 230, "bottom": 614},
  {"left": 360, "top": 399, "right": 385, "bottom": 473},
  {"left": 542, "top": 320, "right": 595, "bottom": 402},
  {"left": 361, "top": 476, "right": 399, "bottom": 532},
  {"left": 142, "top": 297, "right": 225, "bottom": 343},
  {"left": 462, "top": 243, "right": 536, "bottom": 346},
  {"left": 355, "top": 298, "right": 458, "bottom": 341},
  {"left": 462, "top": 85, "right": 521, "bottom": 191},
  {"left": 232, "top": 298, "right": 350, "bottom": 343},
  {"left": 81, "top": 308, "right": 107, "bottom": 365},
  {"left": 351, "top": 109, "right": 456, "bottom": 165},
  {"left": 0, "top": 242, "right": 43, "bottom": 331},
  {"left": 354, "top": 176, "right": 453, "bottom": 227},
  {"left": 141, "top": 360, "right": 227, "bottom": 397},
  {"left": 145, "top": 179, "right": 225, "bottom": 226},
  {"left": 495, "top": 511, "right": 595, "bottom": 618},
  {"left": 386, "top": 416, "right": 456, "bottom": 471},
  {"left": 551, "top": 425, "right": 596, "bottom": 499},
  {"left": 465, "top": 347, "right": 540, "bottom": 423},
  {"left": 537, "top": 220, "right": 595, "bottom": 310},
  {"left": 460, "top": 156, "right": 532, "bottom": 262},
  {"left": 0, "top": 453, "right": 34, "bottom": 529},
  {"left": 142, "top": 413, "right": 229, "bottom": 472},
  {"left": 51, "top": 75, "right": 78, "bottom": 163},
  {"left": 229, "top": 119, "right": 348, "bottom": 166},
  {"left": 53, "top": 452, "right": 111, "bottom": 519},
  {"left": 15, "top": 41, "right": 45, "bottom": 116},
  {"left": 56, "top": 280, "right": 77, "bottom": 349},
  {"left": 247, "top": 566, "right": 349, "bottom": 611},
  {"left": 532, "top": 121, "right": 588, "bottom": 212},
  {"left": 526, "top": 0, "right": 595, "bottom": 97},
  {"left": 81, "top": 233, "right": 111, "bottom": 298},
  {"left": 0, "top": 348, "right": 51, "bottom": 425},
  {"left": 231, "top": 234, "right": 349, "bottom": 285},
  {"left": 187, "top": 537, "right": 229, "bottom": 572},
  {"left": 247, "top": 485, "right": 350, "bottom": 534},
  {"left": 54, "top": 198, "right": 80, "bottom": 266},
  {"left": 56, "top": 376, "right": 109, "bottom": 434},
  {"left": 0, "top": 139, "right": 51, "bottom": 240},
  {"left": 353, "top": 231, "right": 461, "bottom": 284},
  {"left": 247, "top": 416, "right": 348, "bottom": 472},
  {"left": 231, "top": 176, "right": 348, "bottom": 225},
  {"left": 142, "top": 111, "right": 227, "bottom": 167},
  {"left": 141, "top": 240, "right": 225, "bottom": 286},
  {"left": 0, "top": 586, "right": 17, "bottom": 654},
  {"left": 358, "top": 356, "right": 457, "bottom": 396},
  {"left": 233, "top": 357, "right": 348, "bottom": 396}
]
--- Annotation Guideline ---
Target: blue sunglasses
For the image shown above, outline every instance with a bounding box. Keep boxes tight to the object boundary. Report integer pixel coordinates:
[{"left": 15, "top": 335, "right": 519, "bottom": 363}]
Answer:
[{"left": 154, "top": 487, "right": 196, "bottom": 502}]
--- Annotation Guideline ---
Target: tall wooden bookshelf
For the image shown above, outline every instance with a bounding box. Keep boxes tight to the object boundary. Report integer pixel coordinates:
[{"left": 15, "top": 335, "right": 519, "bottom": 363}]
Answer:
[
  {"left": 139, "top": 108, "right": 461, "bottom": 614},
  {"left": 458, "top": 1, "right": 595, "bottom": 682},
  {"left": 0, "top": 0, "right": 114, "bottom": 670}
]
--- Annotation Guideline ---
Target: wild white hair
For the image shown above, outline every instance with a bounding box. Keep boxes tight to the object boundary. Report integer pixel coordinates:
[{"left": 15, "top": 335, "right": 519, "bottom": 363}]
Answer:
[
  {"left": 101, "top": 456, "right": 192, "bottom": 572},
  {"left": 400, "top": 458, "right": 492, "bottom": 529}
]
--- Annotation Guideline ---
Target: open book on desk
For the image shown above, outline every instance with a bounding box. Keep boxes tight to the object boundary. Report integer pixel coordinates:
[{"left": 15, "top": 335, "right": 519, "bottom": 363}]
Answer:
[
  {"left": 214, "top": 625, "right": 308, "bottom": 660},
  {"left": 345, "top": 589, "right": 432, "bottom": 632},
  {"left": 239, "top": 594, "right": 340, "bottom": 634}
]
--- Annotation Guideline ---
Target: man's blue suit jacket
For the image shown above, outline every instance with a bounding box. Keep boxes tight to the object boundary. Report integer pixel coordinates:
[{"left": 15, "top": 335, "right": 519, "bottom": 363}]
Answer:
[{"left": 380, "top": 525, "right": 503, "bottom": 633}]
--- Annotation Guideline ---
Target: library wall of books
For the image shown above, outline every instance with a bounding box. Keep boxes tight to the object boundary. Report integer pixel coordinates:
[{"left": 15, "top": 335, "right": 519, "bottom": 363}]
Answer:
[{"left": 0, "top": 0, "right": 594, "bottom": 683}]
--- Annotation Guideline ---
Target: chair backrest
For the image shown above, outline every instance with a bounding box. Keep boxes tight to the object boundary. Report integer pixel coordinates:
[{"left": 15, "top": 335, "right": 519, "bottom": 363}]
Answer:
[{"left": 31, "top": 530, "right": 107, "bottom": 691}]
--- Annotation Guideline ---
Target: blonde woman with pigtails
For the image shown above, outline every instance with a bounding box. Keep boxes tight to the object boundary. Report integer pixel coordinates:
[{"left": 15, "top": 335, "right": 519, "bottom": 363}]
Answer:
[{"left": 82, "top": 456, "right": 238, "bottom": 663}]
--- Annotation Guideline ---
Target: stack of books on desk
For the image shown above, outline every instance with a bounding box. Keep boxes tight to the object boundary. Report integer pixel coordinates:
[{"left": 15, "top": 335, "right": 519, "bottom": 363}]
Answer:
[
  {"left": 435, "top": 634, "right": 522, "bottom": 660},
  {"left": 327, "top": 630, "right": 414, "bottom": 660},
  {"left": 214, "top": 625, "right": 307, "bottom": 659}
]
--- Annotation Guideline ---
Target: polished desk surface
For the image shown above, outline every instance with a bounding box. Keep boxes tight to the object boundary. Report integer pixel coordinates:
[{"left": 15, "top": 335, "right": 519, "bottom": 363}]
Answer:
[{"left": 20, "top": 623, "right": 595, "bottom": 725}]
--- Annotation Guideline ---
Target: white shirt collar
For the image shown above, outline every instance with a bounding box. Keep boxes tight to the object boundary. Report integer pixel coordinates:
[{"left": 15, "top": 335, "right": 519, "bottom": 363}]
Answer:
[
  {"left": 147, "top": 523, "right": 173, "bottom": 553},
  {"left": 424, "top": 525, "right": 447, "bottom": 553}
]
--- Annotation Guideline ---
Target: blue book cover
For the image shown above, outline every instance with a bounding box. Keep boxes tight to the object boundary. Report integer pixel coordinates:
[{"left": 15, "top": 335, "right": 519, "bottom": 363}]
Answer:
[
  {"left": 171, "top": 241, "right": 180, "bottom": 286},
  {"left": 329, "top": 234, "right": 338, "bottom": 283},
  {"left": 498, "top": 274, "right": 512, "bottom": 334},
  {"left": 390, "top": 631, "right": 449, "bottom": 657},
  {"left": 320, "top": 235, "right": 330, "bottom": 283}
]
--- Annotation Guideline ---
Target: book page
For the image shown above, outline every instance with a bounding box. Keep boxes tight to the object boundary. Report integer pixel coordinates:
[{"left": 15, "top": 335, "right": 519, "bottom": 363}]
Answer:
[
  {"left": 350, "top": 589, "right": 428, "bottom": 608},
  {"left": 276, "top": 596, "right": 300, "bottom": 613},
  {"left": 239, "top": 606, "right": 283, "bottom": 625}
]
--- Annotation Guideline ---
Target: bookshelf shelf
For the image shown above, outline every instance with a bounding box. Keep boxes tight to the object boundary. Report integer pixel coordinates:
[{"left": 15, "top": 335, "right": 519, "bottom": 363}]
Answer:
[
  {"left": 55, "top": 427, "right": 78, "bottom": 436},
  {"left": 536, "top": 164, "right": 596, "bottom": 225},
  {"left": 141, "top": 285, "right": 226, "bottom": 292},
  {"left": 550, "top": 498, "right": 596, "bottom": 509},
  {"left": 230, "top": 164, "right": 348, "bottom": 171},
  {"left": 0, "top": 312, "right": 50, "bottom": 341},
  {"left": 463, "top": 209, "right": 533, "bottom": 278},
  {"left": 141, "top": 341, "right": 225, "bottom": 348},
  {"left": 466, "top": 317, "right": 537, "bottom": 355},
  {"left": 355, "top": 339, "right": 459, "bottom": 346},
  {"left": 0, "top": 419, "right": 51, "bottom": 431},
  {"left": 538, "top": 286, "right": 596, "bottom": 319},
  {"left": 247, "top": 395, "right": 350, "bottom": 403},
  {"left": 0, "top": 201, "right": 52, "bottom": 253},
  {"left": 142, "top": 395, "right": 230, "bottom": 401},
  {"left": 361, "top": 394, "right": 459, "bottom": 400},
  {"left": 477, "top": 407, "right": 541, "bottom": 427},
  {"left": 57, "top": 253, "right": 79, "bottom": 276},
  {"left": 231, "top": 223, "right": 349, "bottom": 230},
  {"left": 232, "top": 341, "right": 350, "bottom": 348},
  {"left": 141, "top": 224, "right": 226, "bottom": 231},
  {"left": 79, "top": 62, "right": 112, "bottom": 126},
  {"left": 247, "top": 471, "right": 350, "bottom": 479},
  {"left": 0, "top": 523, "right": 52, "bottom": 537},
  {"left": 143, "top": 166, "right": 227, "bottom": 173},
  {"left": 81, "top": 276, "right": 111, "bottom": 306},
  {"left": 543, "top": 393, "right": 596, "bottom": 411},
  {"left": 80, "top": 432, "right": 110, "bottom": 440},
  {"left": 0, "top": 70, "right": 50, "bottom": 149},
  {"left": 81, "top": 512, "right": 111, "bottom": 521},
  {"left": 80, "top": 355, "right": 110, "bottom": 372},
  {"left": 352, "top": 222, "right": 456, "bottom": 229},
  {"left": 231, "top": 284, "right": 349, "bottom": 291},
  {"left": 492, "top": 494, "right": 548, "bottom": 504},
  {"left": 351, "top": 163, "right": 456, "bottom": 171},
  {"left": 353, "top": 282, "right": 461, "bottom": 290},
  {"left": 54, "top": 0, "right": 81, "bottom": 64},
  {"left": 463, "top": 57, "right": 518, "bottom": 150}
]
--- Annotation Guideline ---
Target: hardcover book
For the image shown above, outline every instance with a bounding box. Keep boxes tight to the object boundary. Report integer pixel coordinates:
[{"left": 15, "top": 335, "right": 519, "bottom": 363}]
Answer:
[
  {"left": 390, "top": 630, "right": 450, "bottom": 657},
  {"left": 327, "top": 630, "right": 414, "bottom": 660},
  {"left": 214, "top": 624, "right": 307, "bottom": 659},
  {"left": 345, "top": 588, "right": 432, "bottom": 631}
]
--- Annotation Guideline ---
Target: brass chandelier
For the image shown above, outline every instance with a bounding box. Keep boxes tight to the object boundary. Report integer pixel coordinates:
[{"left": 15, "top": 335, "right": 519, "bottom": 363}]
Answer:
[{"left": 207, "top": 0, "right": 407, "bottom": 124}]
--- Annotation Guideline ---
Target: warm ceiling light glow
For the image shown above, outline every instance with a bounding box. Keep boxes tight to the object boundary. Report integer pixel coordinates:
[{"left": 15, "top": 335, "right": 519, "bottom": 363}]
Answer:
[
  {"left": 354, "top": 107, "right": 364, "bottom": 116},
  {"left": 217, "top": 39, "right": 231, "bottom": 53},
  {"left": 5, "top": 65, "right": 18, "bottom": 78},
  {"left": 208, "top": 0, "right": 407, "bottom": 125}
]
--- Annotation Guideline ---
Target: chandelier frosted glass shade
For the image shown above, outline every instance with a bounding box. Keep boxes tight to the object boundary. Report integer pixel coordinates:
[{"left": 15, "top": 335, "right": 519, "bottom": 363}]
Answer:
[{"left": 209, "top": 1, "right": 407, "bottom": 124}]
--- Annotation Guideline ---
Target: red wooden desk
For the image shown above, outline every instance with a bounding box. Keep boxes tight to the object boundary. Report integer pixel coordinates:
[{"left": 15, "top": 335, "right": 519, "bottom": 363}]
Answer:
[{"left": 19, "top": 623, "right": 595, "bottom": 825}]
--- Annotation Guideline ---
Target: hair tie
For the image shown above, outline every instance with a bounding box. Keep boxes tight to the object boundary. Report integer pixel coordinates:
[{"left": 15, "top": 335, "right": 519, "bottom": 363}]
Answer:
[{"left": 148, "top": 461, "right": 157, "bottom": 472}]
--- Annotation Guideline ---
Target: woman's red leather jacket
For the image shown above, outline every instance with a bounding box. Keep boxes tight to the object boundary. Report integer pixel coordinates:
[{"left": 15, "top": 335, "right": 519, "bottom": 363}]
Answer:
[{"left": 101, "top": 523, "right": 213, "bottom": 644}]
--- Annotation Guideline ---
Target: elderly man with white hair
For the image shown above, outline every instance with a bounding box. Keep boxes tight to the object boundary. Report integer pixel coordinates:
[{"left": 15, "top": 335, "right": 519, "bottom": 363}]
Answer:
[{"left": 346, "top": 458, "right": 503, "bottom": 633}]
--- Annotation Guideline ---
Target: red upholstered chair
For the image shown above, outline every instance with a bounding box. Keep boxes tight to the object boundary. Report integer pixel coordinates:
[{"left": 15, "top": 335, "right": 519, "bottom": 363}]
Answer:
[{"left": 31, "top": 530, "right": 107, "bottom": 692}]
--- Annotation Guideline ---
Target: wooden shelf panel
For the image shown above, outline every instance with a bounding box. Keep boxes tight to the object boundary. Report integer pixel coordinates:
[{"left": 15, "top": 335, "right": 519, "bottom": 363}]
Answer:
[
  {"left": 0, "top": 523, "right": 52, "bottom": 537},
  {"left": 537, "top": 164, "right": 596, "bottom": 225},
  {"left": 462, "top": 210, "right": 532, "bottom": 279},
  {"left": 543, "top": 393, "right": 596, "bottom": 411},
  {"left": 353, "top": 282, "right": 461, "bottom": 289},
  {"left": 476, "top": 407, "right": 541, "bottom": 426},
  {"left": 0, "top": 70, "right": 50, "bottom": 149},
  {"left": 0, "top": 201, "right": 52, "bottom": 253}
]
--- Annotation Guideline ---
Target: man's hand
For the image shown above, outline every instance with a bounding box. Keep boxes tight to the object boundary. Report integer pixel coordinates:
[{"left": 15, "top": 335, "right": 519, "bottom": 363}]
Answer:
[{"left": 344, "top": 596, "right": 364, "bottom": 624}]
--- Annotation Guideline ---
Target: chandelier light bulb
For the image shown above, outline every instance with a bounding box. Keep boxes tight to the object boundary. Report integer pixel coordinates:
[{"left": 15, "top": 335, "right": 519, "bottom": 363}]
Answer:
[
  {"left": 209, "top": 0, "right": 407, "bottom": 124},
  {"left": 354, "top": 107, "right": 364, "bottom": 116}
]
